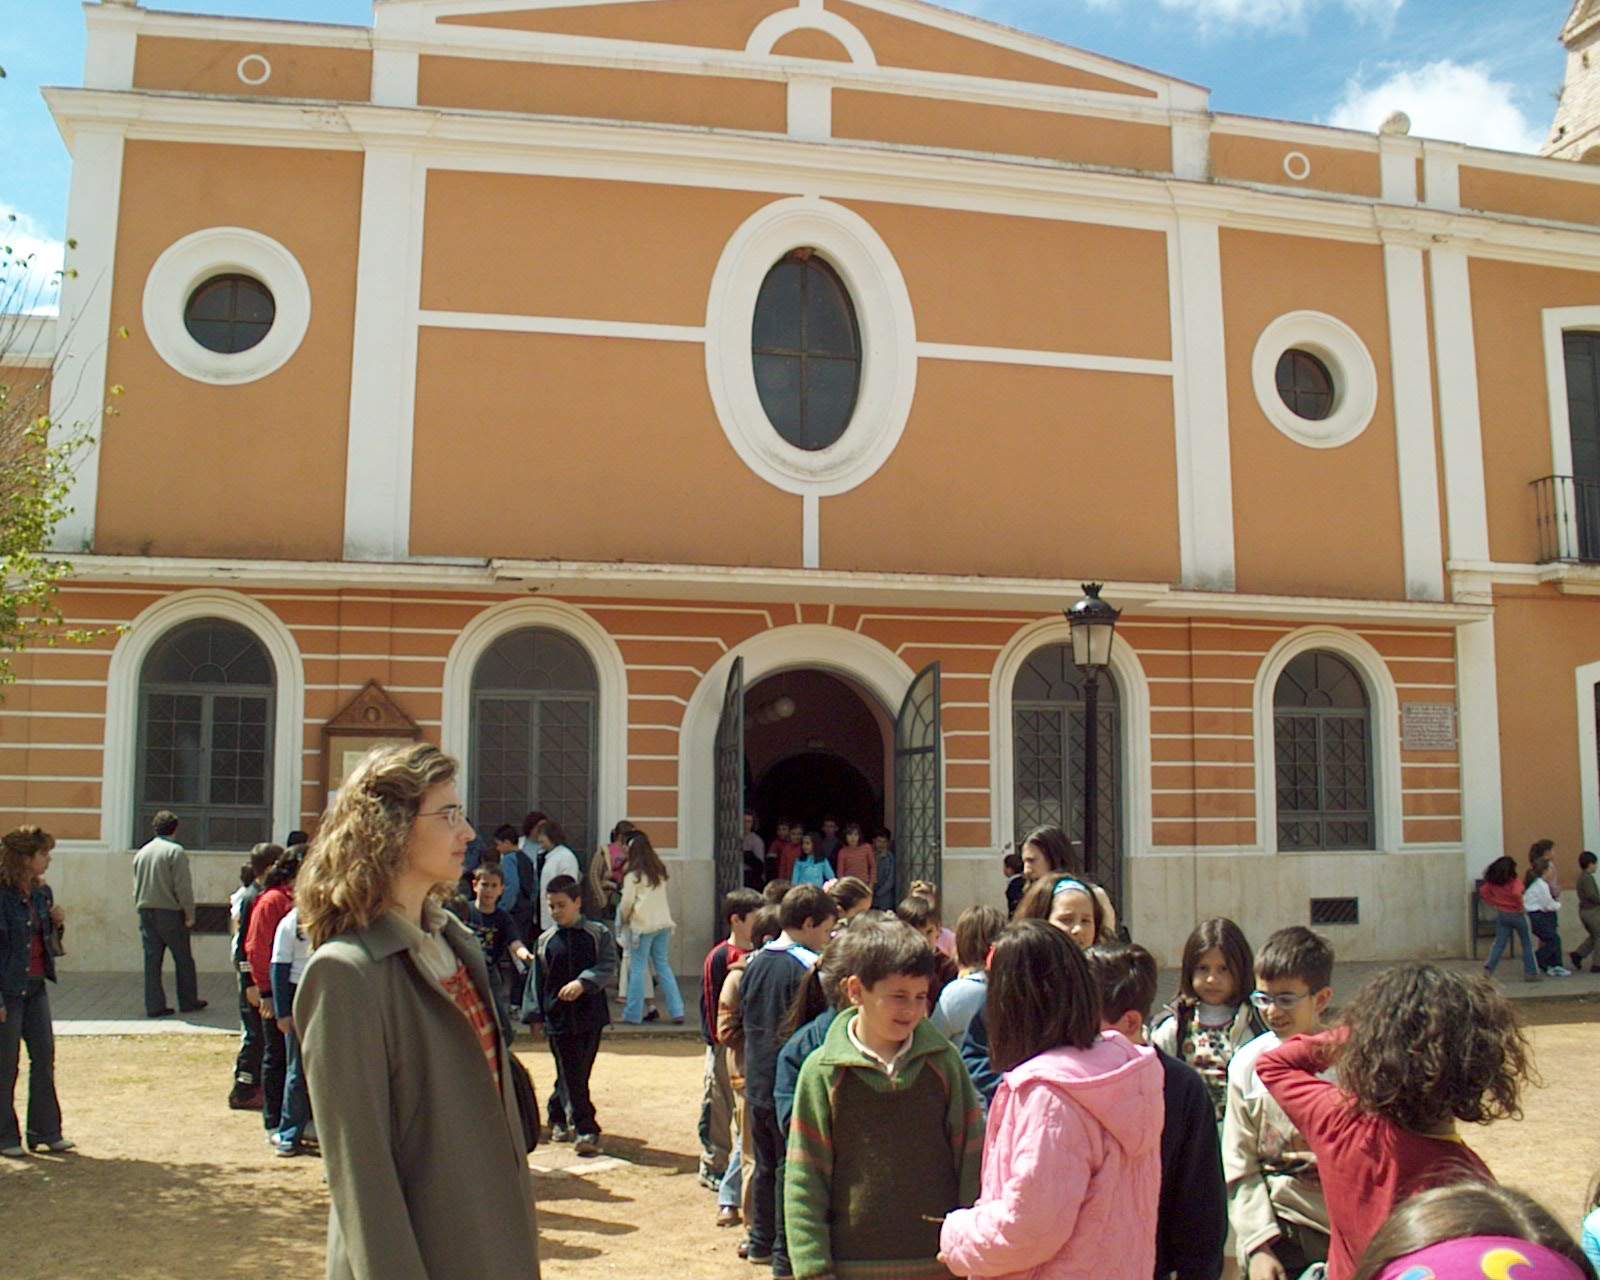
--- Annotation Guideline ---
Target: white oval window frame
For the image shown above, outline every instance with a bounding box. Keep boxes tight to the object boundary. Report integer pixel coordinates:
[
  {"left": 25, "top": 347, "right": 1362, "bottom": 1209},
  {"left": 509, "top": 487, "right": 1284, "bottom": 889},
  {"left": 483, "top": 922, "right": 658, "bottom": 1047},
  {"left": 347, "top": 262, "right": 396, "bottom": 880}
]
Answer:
[
  {"left": 1283, "top": 150, "right": 1312, "bottom": 182},
  {"left": 143, "top": 227, "right": 312, "bottom": 386},
  {"left": 1251, "top": 310, "right": 1378, "bottom": 450},
  {"left": 704, "top": 197, "right": 917, "bottom": 496}
]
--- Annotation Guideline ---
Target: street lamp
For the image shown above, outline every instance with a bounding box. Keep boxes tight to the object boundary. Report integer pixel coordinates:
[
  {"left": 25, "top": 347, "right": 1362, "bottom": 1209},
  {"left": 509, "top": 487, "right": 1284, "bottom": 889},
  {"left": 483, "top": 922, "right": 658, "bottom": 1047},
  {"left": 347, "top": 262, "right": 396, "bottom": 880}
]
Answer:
[{"left": 1065, "top": 583, "right": 1121, "bottom": 869}]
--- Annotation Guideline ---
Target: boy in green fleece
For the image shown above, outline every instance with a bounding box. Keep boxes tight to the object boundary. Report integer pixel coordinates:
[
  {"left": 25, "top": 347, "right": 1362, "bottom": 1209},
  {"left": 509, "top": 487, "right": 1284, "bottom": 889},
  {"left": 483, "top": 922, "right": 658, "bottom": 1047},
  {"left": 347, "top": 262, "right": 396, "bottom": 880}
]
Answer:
[{"left": 785, "top": 917, "right": 984, "bottom": 1280}]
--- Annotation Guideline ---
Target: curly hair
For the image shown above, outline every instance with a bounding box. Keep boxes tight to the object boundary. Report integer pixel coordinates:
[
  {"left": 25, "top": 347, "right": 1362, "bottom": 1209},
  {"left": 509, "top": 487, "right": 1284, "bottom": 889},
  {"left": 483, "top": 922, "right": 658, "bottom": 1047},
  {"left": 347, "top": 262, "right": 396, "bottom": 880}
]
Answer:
[
  {"left": 1336, "top": 963, "right": 1535, "bottom": 1132},
  {"left": 297, "top": 742, "right": 459, "bottom": 948},
  {"left": 0, "top": 826, "right": 53, "bottom": 895}
]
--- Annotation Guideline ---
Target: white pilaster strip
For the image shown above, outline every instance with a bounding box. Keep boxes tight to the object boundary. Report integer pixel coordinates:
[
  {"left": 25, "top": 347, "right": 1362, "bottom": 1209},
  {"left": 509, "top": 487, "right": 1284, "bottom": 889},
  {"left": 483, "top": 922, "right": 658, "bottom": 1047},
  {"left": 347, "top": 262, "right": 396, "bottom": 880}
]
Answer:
[
  {"left": 1169, "top": 217, "right": 1236, "bottom": 590},
  {"left": 1171, "top": 114, "right": 1210, "bottom": 182},
  {"left": 372, "top": 49, "right": 420, "bottom": 108},
  {"left": 1429, "top": 248, "right": 1491, "bottom": 563},
  {"left": 1379, "top": 139, "right": 1418, "bottom": 205},
  {"left": 1457, "top": 616, "right": 1505, "bottom": 904},
  {"left": 803, "top": 493, "right": 820, "bottom": 569},
  {"left": 343, "top": 149, "right": 423, "bottom": 561},
  {"left": 83, "top": 4, "right": 140, "bottom": 90},
  {"left": 1382, "top": 243, "right": 1445, "bottom": 601},
  {"left": 1422, "top": 143, "right": 1461, "bottom": 212},
  {"left": 49, "top": 129, "right": 126, "bottom": 553}
]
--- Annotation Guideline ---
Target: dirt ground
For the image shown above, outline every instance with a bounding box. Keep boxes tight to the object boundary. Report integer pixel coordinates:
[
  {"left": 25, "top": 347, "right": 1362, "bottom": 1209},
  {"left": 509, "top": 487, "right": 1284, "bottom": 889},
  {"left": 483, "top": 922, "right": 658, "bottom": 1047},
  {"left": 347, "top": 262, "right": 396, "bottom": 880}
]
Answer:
[{"left": 6, "top": 1001, "right": 1598, "bottom": 1280}]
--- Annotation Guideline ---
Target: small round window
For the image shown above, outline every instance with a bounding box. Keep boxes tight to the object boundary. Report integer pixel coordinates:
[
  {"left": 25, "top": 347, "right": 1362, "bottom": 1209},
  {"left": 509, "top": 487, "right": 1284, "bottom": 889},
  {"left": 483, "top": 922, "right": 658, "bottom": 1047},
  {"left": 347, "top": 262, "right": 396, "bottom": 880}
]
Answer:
[
  {"left": 1275, "top": 348, "right": 1335, "bottom": 422},
  {"left": 751, "top": 250, "right": 861, "bottom": 452},
  {"left": 183, "top": 274, "right": 276, "bottom": 355}
]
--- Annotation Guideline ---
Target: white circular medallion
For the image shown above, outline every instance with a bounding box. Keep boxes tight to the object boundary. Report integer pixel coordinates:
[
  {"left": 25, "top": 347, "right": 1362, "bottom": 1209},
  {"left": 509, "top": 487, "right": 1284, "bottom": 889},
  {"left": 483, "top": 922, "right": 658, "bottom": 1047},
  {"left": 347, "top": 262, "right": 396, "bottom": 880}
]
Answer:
[
  {"left": 237, "top": 54, "right": 273, "bottom": 86},
  {"left": 1251, "top": 311, "right": 1378, "bottom": 449},
  {"left": 1283, "top": 151, "right": 1312, "bottom": 182}
]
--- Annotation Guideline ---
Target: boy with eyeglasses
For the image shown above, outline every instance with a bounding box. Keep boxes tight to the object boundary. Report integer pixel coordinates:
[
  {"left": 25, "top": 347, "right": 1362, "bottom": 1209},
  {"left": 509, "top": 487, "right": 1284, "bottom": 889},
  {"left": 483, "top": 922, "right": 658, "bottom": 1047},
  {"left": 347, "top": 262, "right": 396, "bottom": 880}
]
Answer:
[{"left": 1222, "top": 927, "right": 1336, "bottom": 1280}]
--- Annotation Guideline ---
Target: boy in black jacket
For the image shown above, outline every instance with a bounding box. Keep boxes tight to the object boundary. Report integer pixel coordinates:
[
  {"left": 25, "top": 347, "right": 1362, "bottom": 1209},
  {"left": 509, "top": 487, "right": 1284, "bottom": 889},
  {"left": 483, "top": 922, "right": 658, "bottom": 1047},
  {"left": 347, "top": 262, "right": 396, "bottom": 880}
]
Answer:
[
  {"left": 537, "top": 875, "right": 618, "bottom": 1156},
  {"left": 1087, "top": 942, "right": 1226, "bottom": 1280},
  {"left": 738, "top": 884, "right": 837, "bottom": 1276}
]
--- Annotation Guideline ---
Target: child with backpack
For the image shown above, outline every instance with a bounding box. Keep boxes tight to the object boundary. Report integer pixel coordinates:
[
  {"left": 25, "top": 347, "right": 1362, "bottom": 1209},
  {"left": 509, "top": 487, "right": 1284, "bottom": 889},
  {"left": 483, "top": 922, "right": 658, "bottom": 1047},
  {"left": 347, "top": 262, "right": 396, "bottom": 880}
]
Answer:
[
  {"left": 1151, "top": 917, "right": 1267, "bottom": 1125},
  {"left": 939, "top": 920, "right": 1163, "bottom": 1280},
  {"left": 1257, "top": 963, "right": 1533, "bottom": 1280}
]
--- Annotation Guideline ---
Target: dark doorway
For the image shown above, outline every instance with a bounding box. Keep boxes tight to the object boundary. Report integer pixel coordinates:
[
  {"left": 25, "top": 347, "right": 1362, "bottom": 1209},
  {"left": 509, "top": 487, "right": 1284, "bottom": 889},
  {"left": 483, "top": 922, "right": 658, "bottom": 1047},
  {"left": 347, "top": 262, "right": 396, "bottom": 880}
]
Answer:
[
  {"left": 752, "top": 751, "right": 879, "bottom": 838},
  {"left": 743, "top": 669, "right": 888, "bottom": 840}
]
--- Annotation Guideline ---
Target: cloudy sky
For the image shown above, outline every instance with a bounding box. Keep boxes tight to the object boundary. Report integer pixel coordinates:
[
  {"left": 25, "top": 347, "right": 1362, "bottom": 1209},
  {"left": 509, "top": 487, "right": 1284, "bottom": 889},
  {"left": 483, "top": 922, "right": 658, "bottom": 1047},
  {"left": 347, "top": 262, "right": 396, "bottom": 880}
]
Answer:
[{"left": 0, "top": 0, "right": 1573, "bottom": 311}]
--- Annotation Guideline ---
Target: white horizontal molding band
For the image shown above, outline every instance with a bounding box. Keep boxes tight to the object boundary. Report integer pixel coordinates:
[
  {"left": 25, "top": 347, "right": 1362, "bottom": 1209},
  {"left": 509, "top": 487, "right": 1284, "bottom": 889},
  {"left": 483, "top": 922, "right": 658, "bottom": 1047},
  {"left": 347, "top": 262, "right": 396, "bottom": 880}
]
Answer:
[
  {"left": 46, "top": 91, "right": 1600, "bottom": 274},
  {"left": 917, "top": 342, "right": 1173, "bottom": 376},
  {"left": 418, "top": 309, "right": 705, "bottom": 344}
]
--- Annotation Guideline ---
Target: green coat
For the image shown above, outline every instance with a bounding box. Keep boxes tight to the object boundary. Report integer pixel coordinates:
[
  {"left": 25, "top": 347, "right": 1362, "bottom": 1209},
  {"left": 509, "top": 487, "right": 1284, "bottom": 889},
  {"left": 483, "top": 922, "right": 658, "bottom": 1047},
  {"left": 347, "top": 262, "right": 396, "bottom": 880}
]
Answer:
[{"left": 296, "top": 910, "right": 540, "bottom": 1280}]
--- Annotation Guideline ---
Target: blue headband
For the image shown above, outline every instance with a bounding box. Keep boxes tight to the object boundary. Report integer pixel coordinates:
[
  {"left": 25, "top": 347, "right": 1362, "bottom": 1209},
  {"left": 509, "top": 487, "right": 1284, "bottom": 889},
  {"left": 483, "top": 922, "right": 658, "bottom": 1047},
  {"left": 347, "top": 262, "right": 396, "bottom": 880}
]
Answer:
[{"left": 1052, "top": 878, "right": 1092, "bottom": 900}]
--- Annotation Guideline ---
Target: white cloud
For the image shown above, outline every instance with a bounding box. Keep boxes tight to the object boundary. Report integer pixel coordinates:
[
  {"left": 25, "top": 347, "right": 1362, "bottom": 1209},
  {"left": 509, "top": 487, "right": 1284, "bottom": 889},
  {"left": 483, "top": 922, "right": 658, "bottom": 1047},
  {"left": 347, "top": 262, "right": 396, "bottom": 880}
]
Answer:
[
  {"left": 0, "top": 203, "right": 65, "bottom": 316},
  {"left": 1328, "top": 60, "right": 1546, "bottom": 154},
  {"left": 1104, "top": 0, "right": 1404, "bottom": 31}
]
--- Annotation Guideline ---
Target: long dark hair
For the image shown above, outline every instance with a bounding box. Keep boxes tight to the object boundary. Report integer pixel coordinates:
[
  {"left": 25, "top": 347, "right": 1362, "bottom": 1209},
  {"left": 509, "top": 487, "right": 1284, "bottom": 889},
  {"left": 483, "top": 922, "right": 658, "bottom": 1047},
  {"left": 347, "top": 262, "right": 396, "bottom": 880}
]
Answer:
[
  {"left": 1483, "top": 855, "right": 1517, "bottom": 887},
  {"left": 987, "top": 920, "right": 1101, "bottom": 1072},
  {"left": 624, "top": 830, "right": 668, "bottom": 887},
  {"left": 1177, "top": 917, "right": 1254, "bottom": 1006},
  {"left": 1352, "top": 1183, "right": 1595, "bottom": 1280},
  {"left": 778, "top": 936, "right": 846, "bottom": 1041},
  {"left": 264, "top": 844, "right": 306, "bottom": 891},
  {"left": 1021, "top": 825, "right": 1078, "bottom": 876},
  {"left": 1336, "top": 963, "right": 1533, "bottom": 1132}
]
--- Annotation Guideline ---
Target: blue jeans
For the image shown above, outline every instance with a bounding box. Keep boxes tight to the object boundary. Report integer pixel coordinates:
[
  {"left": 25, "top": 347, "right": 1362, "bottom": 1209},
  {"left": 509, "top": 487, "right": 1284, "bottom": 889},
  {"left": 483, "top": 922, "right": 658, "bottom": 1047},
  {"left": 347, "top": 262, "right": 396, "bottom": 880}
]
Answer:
[
  {"left": 623, "top": 928, "right": 683, "bottom": 1023},
  {"left": 1485, "top": 910, "right": 1537, "bottom": 977},
  {"left": 0, "top": 978, "right": 61, "bottom": 1148},
  {"left": 719, "top": 1143, "right": 742, "bottom": 1209},
  {"left": 278, "top": 1027, "right": 311, "bottom": 1149}
]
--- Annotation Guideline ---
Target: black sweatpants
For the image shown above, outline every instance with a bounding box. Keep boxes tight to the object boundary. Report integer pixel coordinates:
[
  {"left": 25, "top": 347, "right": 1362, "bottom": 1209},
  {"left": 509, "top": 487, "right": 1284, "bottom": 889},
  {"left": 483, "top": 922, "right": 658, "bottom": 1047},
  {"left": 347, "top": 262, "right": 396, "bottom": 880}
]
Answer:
[
  {"left": 546, "top": 1026, "right": 604, "bottom": 1137},
  {"left": 748, "top": 1102, "right": 791, "bottom": 1276},
  {"left": 233, "top": 970, "right": 264, "bottom": 1090}
]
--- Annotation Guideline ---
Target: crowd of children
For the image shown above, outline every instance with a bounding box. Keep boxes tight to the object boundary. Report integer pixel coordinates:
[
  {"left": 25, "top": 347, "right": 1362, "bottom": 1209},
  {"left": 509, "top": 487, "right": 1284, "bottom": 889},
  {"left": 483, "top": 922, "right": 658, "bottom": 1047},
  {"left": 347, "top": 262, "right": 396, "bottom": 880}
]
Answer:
[
  {"left": 689, "top": 822, "right": 1589, "bottom": 1280},
  {"left": 215, "top": 807, "right": 1598, "bottom": 1280}
]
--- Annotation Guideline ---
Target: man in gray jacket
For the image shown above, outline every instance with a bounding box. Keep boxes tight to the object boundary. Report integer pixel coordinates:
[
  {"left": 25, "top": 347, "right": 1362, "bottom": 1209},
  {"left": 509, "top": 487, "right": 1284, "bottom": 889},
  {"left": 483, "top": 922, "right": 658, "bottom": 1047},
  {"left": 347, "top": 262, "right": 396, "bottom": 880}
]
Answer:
[{"left": 132, "top": 811, "right": 205, "bottom": 1017}]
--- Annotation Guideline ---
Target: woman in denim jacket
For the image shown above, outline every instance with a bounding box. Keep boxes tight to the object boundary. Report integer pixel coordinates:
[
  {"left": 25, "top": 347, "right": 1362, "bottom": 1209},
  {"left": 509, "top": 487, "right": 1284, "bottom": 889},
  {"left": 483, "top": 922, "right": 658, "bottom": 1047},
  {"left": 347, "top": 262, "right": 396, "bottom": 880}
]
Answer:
[{"left": 0, "top": 825, "right": 70, "bottom": 1158}]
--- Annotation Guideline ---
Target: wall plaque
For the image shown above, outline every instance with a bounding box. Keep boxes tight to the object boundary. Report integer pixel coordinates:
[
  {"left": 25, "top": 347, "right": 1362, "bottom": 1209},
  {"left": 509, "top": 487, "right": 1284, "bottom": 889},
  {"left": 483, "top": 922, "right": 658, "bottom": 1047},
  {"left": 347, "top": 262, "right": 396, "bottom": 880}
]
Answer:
[
  {"left": 1401, "top": 702, "right": 1458, "bottom": 752},
  {"left": 321, "top": 680, "right": 422, "bottom": 808}
]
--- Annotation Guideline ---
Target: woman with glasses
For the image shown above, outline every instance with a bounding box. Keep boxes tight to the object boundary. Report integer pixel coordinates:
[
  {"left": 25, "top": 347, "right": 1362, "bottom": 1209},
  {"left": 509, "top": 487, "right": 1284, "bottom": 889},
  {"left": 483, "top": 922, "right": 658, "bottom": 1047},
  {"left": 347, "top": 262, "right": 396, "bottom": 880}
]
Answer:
[{"left": 295, "top": 742, "right": 540, "bottom": 1280}]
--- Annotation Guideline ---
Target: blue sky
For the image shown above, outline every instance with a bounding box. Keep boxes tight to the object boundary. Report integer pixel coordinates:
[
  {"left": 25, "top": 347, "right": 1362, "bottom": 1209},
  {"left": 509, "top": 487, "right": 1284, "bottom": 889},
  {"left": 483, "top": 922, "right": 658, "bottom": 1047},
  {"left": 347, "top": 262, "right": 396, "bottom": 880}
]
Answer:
[{"left": 0, "top": 0, "right": 1574, "bottom": 310}]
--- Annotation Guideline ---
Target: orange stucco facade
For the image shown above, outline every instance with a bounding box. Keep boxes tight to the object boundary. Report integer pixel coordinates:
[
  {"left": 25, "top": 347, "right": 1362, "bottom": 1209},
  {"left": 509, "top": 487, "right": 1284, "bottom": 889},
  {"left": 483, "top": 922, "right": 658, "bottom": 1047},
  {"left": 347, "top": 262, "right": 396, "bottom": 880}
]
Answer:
[{"left": 17, "top": 0, "right": 1600, "bottom": 970}]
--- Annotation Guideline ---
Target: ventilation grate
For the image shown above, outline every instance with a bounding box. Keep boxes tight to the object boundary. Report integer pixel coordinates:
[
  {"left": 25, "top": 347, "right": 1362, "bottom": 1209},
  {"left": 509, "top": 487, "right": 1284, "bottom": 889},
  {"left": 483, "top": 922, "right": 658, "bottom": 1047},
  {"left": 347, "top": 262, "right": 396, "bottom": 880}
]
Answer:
[
  {"left": 1310, "top": 897, "right": 1359, "bottom": 926},
  {"left": 192, "top": 903, "right": 232, "bottom": 936}
]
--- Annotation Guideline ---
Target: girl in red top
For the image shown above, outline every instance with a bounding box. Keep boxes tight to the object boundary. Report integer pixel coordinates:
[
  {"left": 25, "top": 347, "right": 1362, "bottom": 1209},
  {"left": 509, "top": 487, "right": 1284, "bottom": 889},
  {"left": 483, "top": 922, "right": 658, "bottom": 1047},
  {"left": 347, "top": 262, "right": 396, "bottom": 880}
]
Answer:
[
  {"left": 1480, "top": 855, "right": 1540, "bottom": 982},
  {"left": 1257, "top": 963, "right": 1534, "bottom": 1280}
]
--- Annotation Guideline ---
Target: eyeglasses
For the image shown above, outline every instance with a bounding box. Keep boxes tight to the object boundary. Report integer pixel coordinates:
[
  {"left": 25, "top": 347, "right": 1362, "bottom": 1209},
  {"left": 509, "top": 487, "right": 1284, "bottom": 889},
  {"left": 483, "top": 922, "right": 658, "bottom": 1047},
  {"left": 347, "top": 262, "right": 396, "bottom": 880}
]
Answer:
[
  {"left": 1249, "top": 990, "right": 1313, "bottom": 1012},
  {"left": 418, "top": 805, "right": 468, "bottom": 830}
]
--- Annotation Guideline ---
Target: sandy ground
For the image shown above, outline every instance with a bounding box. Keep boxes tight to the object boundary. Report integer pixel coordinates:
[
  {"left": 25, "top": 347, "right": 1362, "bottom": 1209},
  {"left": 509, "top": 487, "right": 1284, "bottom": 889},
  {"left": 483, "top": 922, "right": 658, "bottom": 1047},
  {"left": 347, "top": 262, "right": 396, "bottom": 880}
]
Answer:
[{"left": 6, "top": 1000, "right": 1597, "bottom": 1279}]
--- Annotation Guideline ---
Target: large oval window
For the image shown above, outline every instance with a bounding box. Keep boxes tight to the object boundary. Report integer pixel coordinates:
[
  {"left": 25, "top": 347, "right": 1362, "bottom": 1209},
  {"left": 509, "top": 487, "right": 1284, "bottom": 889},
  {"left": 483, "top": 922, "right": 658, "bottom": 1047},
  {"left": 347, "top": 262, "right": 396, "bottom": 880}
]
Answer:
[{"left": 751, "top": 250, "right": 861, "bottom": 452}]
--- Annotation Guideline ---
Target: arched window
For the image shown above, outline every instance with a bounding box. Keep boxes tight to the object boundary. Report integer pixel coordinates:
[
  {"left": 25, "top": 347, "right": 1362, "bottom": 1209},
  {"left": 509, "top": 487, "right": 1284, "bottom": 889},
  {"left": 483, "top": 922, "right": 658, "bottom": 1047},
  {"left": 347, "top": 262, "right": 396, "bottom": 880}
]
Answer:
[
  {"left": 1273, "top": 650, "right": 1374, "bottom": 850},
  {"left": 471, "top": 628, "right": 599, "bottom": 852},
  {"left": 136, "top": 619, "right": 276, "bottom": 849},
  {"left": 751, "top": 250, "right": 862, "bottom": 451},
  {"left": 1011, "top": 643, "right": 1121, "bottom": 899}
]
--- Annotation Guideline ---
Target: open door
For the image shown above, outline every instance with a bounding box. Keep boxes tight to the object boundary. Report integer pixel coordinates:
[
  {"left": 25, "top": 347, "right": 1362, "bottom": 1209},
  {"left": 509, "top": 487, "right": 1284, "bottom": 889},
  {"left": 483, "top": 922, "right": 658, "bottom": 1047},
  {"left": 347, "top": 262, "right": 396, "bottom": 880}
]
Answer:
[
  {"left": 713, "top": 658, "right": 745, "bottom": 908},
  {"left": 893, "top": 661, "right": 942, "bottom": 902}
]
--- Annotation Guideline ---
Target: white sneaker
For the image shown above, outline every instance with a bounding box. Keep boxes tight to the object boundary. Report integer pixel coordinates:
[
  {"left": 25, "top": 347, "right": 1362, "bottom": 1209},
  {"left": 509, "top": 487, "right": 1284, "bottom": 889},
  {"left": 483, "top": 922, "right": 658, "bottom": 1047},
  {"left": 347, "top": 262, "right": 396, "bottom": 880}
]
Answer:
[
  {"left": 1549, "top": 965, "right": 1573, "bottom": 977},
  {"left": 32, "top": 1138, "right": 75, "bottom": 1153}
]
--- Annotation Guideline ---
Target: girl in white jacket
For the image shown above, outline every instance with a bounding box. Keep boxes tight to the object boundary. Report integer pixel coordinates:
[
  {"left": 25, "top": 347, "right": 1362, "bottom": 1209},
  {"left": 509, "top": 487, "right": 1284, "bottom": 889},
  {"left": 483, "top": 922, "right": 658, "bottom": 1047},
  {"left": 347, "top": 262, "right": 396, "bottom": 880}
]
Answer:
[{"left": 619, "top": 829, "right": 685, "bottom": 1024}]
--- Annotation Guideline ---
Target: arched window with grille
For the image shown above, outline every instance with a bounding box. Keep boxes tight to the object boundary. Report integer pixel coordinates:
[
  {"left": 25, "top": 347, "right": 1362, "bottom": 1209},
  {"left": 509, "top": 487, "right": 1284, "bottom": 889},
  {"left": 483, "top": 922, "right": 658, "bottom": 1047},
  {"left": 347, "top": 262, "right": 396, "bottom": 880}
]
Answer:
[
  {"left": 1273, "top": 650, "right": 1375, "bottom": 850},
  {"left": 471, "top": 628, "right": 599, "bottom": 853},
  {"left": 1011, "top": 643, "right": 1121, "bottom": 900},
  {"left": 135, "top": 619, "right": 276, "bottom": 849}
]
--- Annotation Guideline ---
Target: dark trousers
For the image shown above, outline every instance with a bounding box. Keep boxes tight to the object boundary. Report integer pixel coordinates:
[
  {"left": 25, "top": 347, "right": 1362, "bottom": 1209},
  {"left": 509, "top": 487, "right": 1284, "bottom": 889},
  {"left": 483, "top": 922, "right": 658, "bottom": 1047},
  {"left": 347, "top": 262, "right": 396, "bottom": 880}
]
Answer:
[
  {"left": 233, "top": 970, "right": 264, "bottom": 1090},
  {"left": 261, "top": 1015, "right": 287, "bottom": 1132},
  {"left": 1530, "top": 909, "right": 1563, "bottom": 971},
  {"left": 546, "top": 1026, "right": 603, "bottom": 1136},
  {"left": 749, "top": 1102, "right": 791, "bottom": 1275},
  {"left": 0, "top": 977, "right": 62, "bottom": 1148},
  {"left": 1272, "top": 1220, "right": 1331, "bottom": 1275},
  {"left": 138, "top": 907, "right": 198, "bottom": 1014}
]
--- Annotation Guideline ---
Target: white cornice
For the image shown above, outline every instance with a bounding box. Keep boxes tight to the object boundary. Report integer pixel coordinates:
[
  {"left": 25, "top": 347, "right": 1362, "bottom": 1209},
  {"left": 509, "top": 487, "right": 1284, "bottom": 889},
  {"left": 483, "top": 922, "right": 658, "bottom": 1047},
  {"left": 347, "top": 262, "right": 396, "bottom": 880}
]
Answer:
[
  {"left": 1449, "top": 560, "right": 1600, "bottom": 601},
  {"left": 55, "top": 553, "right": 1490, "bottom": 624},
  {"left": 0, "top": 315, "right": 58, "bottom": 369},
  {"left": 39, "top": 86, "right": 1600, "bottom": 273},
  {"left": 1212, "top": 113, "right": 1382, "bottom": 153}
]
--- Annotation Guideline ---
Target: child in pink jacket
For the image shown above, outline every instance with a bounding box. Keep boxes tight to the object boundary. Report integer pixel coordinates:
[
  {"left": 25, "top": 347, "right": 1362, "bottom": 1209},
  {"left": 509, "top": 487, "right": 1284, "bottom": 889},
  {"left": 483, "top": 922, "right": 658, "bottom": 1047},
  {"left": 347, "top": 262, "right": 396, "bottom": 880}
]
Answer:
[{"left": 939, "top": 920, "right": 1164, "bottom": 1280}]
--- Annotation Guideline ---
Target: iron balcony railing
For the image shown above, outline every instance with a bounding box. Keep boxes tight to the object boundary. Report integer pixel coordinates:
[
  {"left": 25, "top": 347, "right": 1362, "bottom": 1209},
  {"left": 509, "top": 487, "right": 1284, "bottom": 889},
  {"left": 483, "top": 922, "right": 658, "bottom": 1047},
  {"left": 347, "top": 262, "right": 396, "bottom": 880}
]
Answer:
[{"left": 1533, "top": 475, "right": 1600, "bottom": 564}]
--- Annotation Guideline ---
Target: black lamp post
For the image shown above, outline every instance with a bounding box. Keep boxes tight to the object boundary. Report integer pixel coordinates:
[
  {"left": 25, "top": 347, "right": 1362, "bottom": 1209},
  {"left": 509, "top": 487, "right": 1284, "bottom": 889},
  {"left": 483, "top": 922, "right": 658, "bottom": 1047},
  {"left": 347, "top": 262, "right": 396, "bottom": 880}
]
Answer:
[{"left": 1065, "top": 583, "right": 1121, "bottom": 870}]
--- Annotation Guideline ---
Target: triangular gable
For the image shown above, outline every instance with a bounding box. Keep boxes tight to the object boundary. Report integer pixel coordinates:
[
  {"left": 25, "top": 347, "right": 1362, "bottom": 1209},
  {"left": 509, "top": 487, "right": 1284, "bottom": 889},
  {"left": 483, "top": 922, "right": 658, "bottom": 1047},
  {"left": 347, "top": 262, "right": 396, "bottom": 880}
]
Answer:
[{"left": 421, "top": 0, "right": 1196, "bottom": 101}]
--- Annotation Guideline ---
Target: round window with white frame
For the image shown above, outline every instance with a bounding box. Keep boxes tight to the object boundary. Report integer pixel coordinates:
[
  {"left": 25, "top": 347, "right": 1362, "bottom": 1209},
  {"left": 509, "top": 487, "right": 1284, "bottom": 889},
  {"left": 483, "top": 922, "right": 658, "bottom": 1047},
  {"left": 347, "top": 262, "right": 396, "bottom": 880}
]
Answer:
[
  {"left": 143, "top": 227, "right": 312, "bottom": 386},
  {"left": 705, "top": 197, "right": 917, "bottom": 497},
  {"left": 1251, "top": 311, "right": 1378, "bottom": 449}
]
